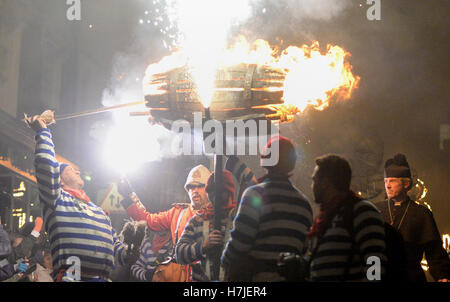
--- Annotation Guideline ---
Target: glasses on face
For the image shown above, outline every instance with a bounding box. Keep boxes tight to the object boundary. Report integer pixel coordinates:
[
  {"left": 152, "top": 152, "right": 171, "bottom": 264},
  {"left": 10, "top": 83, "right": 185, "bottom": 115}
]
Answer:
[{"left": 186, "top": 184, "right": 205, "bottom": 191}]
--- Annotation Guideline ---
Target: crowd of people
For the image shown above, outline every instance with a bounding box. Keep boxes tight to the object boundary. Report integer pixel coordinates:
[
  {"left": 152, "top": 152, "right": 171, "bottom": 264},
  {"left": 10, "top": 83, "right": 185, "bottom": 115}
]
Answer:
[{"left": 1, "top": 114, "right": 448, "bottom": 282}]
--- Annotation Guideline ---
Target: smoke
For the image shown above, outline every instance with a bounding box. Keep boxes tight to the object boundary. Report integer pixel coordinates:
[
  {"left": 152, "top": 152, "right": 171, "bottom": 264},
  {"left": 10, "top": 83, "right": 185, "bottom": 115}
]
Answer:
[
  {"left": 276, "top": 0, "right": 352, "bottom": 21},
  {"left": 95, "top": 0, "right": 355, "bottom": 173}
]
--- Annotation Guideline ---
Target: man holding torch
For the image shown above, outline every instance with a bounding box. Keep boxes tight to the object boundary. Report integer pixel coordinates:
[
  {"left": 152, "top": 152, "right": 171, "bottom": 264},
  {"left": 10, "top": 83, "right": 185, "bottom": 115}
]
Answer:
[
  {"left": 25, "top": 113, "right": 131, "bottom": 282},
  {"left": 119, "top": 164, "right": 211, "bottom": 281},
  {"left": 175, "top": 170, "right": 236, "bottom": 281}
]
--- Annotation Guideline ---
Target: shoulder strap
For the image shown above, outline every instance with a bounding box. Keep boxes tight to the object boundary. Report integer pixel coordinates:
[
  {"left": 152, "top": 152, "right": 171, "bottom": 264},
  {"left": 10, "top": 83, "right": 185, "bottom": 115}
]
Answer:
[{"left": 174, "top": 207, "right": 188, "bottom": 242}]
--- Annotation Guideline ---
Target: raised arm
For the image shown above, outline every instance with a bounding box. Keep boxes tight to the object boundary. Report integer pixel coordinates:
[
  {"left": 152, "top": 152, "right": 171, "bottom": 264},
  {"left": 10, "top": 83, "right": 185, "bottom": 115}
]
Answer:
[{"left": 34, "top": 127, "right": 62, "bottom": 209}]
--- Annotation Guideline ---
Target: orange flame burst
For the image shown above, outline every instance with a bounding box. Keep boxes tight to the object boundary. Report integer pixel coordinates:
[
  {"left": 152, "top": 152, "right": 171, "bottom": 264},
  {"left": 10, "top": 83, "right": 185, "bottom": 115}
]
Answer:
[{"left": 143, "top": 37, "right": 360, "bottom": 121}]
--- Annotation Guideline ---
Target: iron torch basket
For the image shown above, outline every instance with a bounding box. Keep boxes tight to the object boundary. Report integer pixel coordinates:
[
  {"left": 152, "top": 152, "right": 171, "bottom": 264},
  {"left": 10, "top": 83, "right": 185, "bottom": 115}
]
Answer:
[{"left": 143, "top": 63, "right": 298, "bottom": 129}]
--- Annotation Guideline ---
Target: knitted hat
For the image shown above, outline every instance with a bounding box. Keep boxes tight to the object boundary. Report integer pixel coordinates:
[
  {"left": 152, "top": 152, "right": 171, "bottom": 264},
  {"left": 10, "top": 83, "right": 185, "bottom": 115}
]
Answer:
[
  {"left": 205, "top": 170, "right": 236, "bottom": 208},
  {"left": 60, "top": 163, "right": 70, "bottom": 175},
  {"left": 260, "top": 135, "right": 297, "bottom": 174},
  {"left": 384, "top": 153, "right": 411, "bottom": 178},
  {"left": 184, "top": 165, "right": 211, "bottom": 191}
]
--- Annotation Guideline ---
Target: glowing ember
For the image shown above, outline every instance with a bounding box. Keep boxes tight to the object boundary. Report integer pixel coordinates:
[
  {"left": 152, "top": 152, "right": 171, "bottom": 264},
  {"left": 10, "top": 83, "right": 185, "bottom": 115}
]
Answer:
[
  {"left": 143, "top": 37, "right": 360, "bottom": 121},
  {"left": 443, "top": 234, "right": 450, "bottom": 251}
]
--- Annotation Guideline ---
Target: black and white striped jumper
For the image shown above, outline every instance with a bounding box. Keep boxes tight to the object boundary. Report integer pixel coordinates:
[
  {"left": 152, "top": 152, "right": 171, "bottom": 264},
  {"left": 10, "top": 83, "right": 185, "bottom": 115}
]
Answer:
[
  {"left": 221, "top": 176, "right": 313, "bottom": 281},
  {"left": 308, "top": 200, "right": 387, "bottom": 281},
  {"left": 175, "top": 211, "right": 235, "bottom": 281}
]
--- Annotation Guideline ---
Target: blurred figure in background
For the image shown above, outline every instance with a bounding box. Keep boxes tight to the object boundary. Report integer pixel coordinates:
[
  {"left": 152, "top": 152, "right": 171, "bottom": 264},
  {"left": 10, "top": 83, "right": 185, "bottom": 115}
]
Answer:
[{"left": 0, "top": 216, "right": 28, "bottom": 281}]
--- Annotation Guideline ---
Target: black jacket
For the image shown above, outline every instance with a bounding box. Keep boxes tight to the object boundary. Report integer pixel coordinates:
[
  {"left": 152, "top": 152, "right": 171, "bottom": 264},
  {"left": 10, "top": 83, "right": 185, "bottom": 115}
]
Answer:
[{"left": 375, "top": 198, "right": 450, "bottom": 282}]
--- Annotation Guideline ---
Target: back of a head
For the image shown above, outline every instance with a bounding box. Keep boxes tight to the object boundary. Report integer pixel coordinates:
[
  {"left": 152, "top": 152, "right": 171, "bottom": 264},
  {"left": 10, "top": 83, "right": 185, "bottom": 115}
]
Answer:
[
  {"left": 315, "top": 154, "right": 352, "bottom": 191},
  {"left": 261, "top": 135, "right": 297, "bottom": 175}
]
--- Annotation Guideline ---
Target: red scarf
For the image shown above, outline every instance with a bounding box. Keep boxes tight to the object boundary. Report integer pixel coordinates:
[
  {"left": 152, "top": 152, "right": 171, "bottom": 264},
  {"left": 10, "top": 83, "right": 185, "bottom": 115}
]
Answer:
[
  {"left": 64, "top": 188, "right": 91, "bottom": 203},
  {"left": 197, "top": 202, "right": 235, "bottom": 221},
  {"left": 307, "top": 190, "right": 359, "bottom": 240}
]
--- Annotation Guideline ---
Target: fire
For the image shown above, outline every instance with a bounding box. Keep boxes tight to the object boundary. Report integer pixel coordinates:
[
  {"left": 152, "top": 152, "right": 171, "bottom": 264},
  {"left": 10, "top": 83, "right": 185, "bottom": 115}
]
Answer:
[
  {"left": 143, "top": 36, "right": 360, "bottom": 121},
  {"left": 443, "top": 234, "right": 450, "bottom": 252}
]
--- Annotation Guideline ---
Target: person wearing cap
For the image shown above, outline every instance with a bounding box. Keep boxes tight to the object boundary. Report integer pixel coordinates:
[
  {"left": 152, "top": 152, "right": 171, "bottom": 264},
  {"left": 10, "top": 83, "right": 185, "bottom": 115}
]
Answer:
[
  {"left": 120, "top": 164, "right": 211, "bottom": 281},
  {"left": 175, "top": 170, "right": 237, "bottom": 281},
  {"left": 221, "top": 135, "right": 313, "bottom": 281},
  {"left": 25, "top": 115, "right": 130, "bottom": 282},
  {"left": 375, "top": 154, "right": 450, "bottom": 282}
]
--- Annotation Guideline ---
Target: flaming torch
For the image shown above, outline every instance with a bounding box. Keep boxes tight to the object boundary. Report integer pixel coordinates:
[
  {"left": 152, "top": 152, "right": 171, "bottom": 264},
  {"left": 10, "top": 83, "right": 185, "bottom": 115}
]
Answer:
[
  {"left": 137, "top": 37, "right": 360, "bottom": 280},
  {"left": 140, "top": 38, "right": 359, "bottom": 129}
]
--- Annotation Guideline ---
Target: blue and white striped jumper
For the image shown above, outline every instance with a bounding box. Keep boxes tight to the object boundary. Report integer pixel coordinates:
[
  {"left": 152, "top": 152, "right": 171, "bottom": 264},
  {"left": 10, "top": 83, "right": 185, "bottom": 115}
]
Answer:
[
  {"left": 34, "top": 128, "right": 127, "bottom": 281},
  {"left": 130, "top": 231, "right": 171, "bottom": 281},
  {"left": 221, "top": 176, "right": 313, "bottom": 281}
]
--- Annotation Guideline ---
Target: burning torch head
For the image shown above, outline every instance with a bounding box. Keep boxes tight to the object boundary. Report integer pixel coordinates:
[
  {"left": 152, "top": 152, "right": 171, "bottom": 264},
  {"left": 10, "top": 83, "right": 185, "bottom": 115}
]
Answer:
[{"left": 260, "top": 135, "right": 297, "bottom": 176}]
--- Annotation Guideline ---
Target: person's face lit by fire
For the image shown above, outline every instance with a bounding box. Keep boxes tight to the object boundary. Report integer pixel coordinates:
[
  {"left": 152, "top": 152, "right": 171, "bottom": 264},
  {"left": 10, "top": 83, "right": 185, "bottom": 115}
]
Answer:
[
  {"left": 384, "top": 177, "right": 410, "bottom": 200},
  {"left": 186, "top": 184, "right": 208, "bottom": 210},
  {"left": 61, "top": 166, "right": 84, "bottom": 191}
]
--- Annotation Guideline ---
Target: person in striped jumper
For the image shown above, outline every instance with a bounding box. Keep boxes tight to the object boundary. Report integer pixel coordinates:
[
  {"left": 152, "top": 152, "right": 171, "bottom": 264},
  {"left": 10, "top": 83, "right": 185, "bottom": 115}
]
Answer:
[
  {"left": 130, "top": 229, "right": 171, "bottom": 281},
  {"left": 307, "top": 154, "right": 386, "bottom": 281},
  {"left": 26, "top": 114, "right": 130, "bottom": 282},
  {"left": 221, "top": 135, "right": 313, "bottom": 282},
  {"left": 175, "top": 170, "right": 237, "bottom": 281}
]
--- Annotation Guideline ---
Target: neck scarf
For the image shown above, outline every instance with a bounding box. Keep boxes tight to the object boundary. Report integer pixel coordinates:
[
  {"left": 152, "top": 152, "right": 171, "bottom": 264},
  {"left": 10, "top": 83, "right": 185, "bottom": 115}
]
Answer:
[
  {"left": 64, "top": 188, "right": 91, "bottom": 203},
  {"left": 197, "top": 202, "right": 235, "bottom": 221},
  {"left": 307, "top": 190, "right": 360, "bottom": 240}
]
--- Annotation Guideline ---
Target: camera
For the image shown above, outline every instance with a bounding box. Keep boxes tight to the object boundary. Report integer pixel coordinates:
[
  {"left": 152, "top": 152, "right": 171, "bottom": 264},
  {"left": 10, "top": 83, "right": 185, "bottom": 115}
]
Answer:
[{"left": 277, "top": 252, "right": 310, "bottom": 282}]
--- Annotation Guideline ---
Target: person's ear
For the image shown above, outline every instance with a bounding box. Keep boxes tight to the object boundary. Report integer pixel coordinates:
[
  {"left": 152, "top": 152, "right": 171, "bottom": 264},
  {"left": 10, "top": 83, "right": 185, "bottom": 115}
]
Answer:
[{"left": 403, "top": 179, "right": 411, "bottom": 190}]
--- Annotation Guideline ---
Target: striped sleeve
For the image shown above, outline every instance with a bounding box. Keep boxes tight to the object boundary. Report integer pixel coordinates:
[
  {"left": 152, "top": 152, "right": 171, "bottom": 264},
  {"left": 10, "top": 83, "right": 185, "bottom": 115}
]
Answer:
[
  {"left": 353, "top": 200, "right": 387, "bottom": 279},
  {"left": 112, "top": 229, "right": 128, "bottom": 266},
  {"left": 221, "top": 187, "right": 262, "bottom": 267},
  {"left": 131, "top": 240, "right": 154, "bottom": 281},
  {"left": 175, "top": 217, "right": 203, "bottom": 265},
  {"left": 34, "top": 128, "right": 61, "bottom": 209}
]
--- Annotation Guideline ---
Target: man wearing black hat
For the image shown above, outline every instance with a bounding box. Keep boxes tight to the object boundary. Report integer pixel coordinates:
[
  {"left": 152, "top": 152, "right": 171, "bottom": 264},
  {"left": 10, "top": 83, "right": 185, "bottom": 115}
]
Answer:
[{"left": 375, "top": 154, "right": 450, "bottom": 282}]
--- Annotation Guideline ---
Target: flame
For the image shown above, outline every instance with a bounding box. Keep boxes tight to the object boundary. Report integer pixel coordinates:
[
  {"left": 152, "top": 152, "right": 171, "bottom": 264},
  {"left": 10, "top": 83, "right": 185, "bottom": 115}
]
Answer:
[
  {"left": 143, "top": 37, "right": 360, "bottom": 119},
  {"left": 443, "top": 234, "right": 450, "bottom": 251},
  {"left": 421, "top": 258, "right": 429, "bottom": 271}
]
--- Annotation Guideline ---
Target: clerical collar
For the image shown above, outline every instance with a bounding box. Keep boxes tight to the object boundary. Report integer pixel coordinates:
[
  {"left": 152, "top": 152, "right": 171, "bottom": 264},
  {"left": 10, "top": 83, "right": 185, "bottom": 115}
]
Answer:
[{"left": 389, "top": 196, "right": 410, "bottom": 207}]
